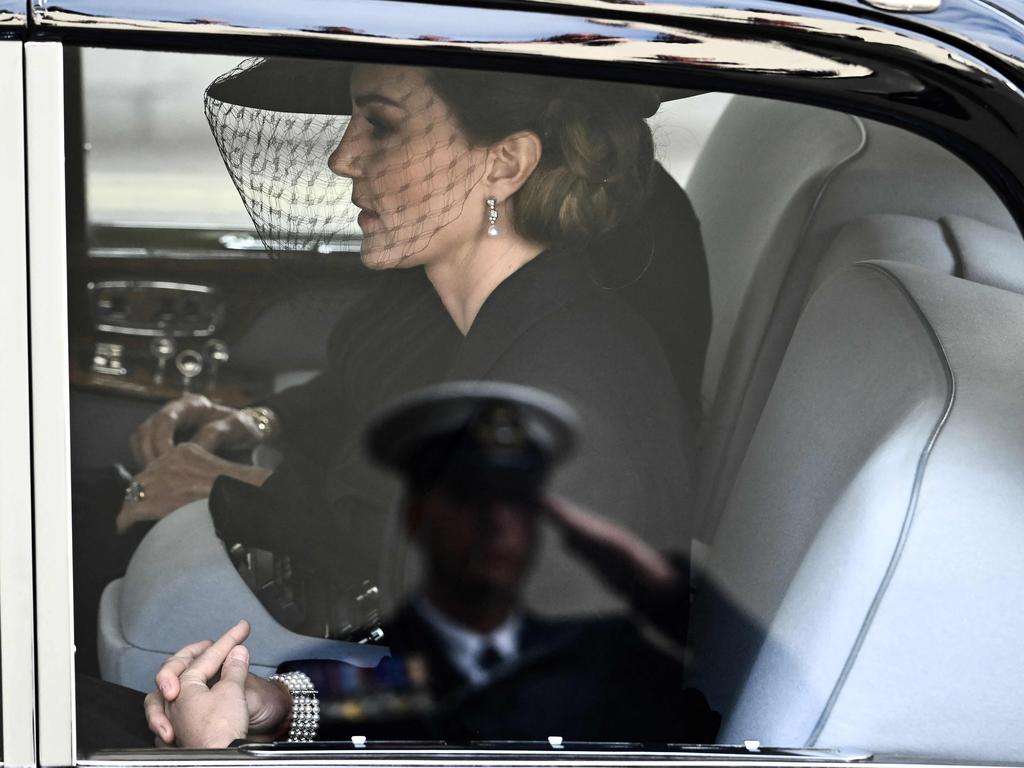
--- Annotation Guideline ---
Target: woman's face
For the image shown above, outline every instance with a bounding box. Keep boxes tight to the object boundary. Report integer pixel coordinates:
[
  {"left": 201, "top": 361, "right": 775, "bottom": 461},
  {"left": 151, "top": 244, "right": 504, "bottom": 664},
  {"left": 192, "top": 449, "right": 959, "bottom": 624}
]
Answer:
[{"left": 328, "top": 64, "right": 487, "bottom": 269}]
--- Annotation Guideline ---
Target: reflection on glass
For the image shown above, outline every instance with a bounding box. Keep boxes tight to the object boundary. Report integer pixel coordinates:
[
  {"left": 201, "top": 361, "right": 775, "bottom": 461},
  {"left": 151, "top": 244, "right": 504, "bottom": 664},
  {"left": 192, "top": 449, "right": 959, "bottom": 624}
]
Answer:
[
  {"left": 69, "top": 49, "right": 714, "bottom": 752},
  {"left": 62, "top": 33, "right": 1024, "bottom": 764},
  {"left": 257, "top": 382, "right": 713, "bottom": 743}
]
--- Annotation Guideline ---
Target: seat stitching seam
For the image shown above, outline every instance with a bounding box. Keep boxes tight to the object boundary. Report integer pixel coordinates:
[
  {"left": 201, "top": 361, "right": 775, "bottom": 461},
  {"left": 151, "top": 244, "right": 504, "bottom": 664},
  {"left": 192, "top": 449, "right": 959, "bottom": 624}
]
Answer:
[
  {"left": 937, "top": 216, "right": 966, "bottom": 278},
  {"left": 808, "top": 261, "right": 957, "bottom": 744}
]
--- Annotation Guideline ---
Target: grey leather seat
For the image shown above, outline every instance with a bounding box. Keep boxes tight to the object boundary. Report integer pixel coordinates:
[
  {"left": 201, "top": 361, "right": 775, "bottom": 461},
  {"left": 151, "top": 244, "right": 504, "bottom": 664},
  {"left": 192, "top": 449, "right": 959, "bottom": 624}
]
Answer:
[
  {"left": 98, "top": 500, "right": 389, "bottom": 692},
  {"left": 688, "top": 261, "right": 1024, "bottom": 760},
  {"left": 689, "top": 96, "right": 1024, "bottom": 544}
]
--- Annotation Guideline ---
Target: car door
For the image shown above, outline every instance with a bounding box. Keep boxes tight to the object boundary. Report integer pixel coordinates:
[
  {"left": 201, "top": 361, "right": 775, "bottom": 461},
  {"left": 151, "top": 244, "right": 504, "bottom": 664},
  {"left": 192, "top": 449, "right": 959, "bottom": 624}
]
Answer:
[{"left": 17, "top": 0, "right": 1024, "bottom": 764}]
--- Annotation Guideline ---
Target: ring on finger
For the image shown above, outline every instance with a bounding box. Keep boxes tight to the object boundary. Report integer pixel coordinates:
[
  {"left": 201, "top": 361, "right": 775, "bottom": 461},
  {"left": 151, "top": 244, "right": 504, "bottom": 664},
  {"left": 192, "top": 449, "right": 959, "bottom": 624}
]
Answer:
[{"left": 124, "top": 478, "right": 146, "bottom": 503}]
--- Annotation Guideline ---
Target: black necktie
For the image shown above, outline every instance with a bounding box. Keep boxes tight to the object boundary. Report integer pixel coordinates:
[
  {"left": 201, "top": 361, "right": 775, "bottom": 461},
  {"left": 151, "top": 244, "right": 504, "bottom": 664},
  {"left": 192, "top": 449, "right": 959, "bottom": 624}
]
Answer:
[{"left": 477, "top": 644, "right": 503, "bottom": 672}]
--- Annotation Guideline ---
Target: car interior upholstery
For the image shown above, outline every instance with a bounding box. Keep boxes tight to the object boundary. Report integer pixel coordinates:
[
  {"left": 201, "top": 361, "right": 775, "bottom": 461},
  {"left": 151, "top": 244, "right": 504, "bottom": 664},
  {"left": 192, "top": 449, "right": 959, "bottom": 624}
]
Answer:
[
  {"left": 98, "top": 500, "right": 390, "bottom": 690},
  {"left": 689, "top": 96, "right": 1024, "bottom": 548},
  {"left": 684, "top": 96, "right": 1024, "bottom": 758},
  {"left": 688, "top": 260, "right": 1024, "bottom": 761}
]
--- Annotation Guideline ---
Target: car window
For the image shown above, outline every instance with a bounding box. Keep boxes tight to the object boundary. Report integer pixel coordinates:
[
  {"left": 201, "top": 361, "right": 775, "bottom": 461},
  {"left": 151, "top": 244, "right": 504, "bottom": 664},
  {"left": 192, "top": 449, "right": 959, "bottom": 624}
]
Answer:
[
  {"left": 84, "top": 50, "right": 251, "bottom": 230},
  {"left": 66, "top": 44, "right": 1024, "bottom": 761},
  {"left": 71, "top": 45, "right": 716, "bottom": 751}
]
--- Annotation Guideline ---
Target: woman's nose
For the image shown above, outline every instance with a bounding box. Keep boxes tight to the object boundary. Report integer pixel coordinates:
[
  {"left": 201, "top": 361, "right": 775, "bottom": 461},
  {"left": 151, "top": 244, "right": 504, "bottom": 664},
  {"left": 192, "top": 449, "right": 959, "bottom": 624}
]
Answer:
[{"left": 328, "top": 120, "right": 361, "bottom": 178}]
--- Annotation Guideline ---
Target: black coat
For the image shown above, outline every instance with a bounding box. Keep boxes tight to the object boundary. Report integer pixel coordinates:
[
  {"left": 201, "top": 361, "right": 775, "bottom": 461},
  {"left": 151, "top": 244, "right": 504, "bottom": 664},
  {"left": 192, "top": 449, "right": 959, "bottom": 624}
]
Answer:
[
  {"left": 279, "top": 603, "right": 719, "bottom": 744},
  {"left": 212, "top": 247, "right": 695, "bottom": 612}
]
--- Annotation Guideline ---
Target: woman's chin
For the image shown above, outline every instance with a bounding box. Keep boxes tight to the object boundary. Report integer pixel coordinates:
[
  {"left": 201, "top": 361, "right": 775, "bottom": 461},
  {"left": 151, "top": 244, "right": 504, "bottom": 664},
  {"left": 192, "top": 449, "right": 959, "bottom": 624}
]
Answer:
[
  {"left": 359, "top": 243, "right": 425, "bottom": 270},
  {"left": 359, "top": 251, "right": 390, "bottom": 270},
  {"left": 358, "top": 245, "right": 398, "bottom": 270}
]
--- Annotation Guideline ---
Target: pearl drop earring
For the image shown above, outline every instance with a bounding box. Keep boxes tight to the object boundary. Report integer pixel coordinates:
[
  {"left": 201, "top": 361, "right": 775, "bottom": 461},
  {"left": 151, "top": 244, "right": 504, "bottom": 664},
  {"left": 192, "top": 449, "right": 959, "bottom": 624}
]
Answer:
[{"left": 486, "top": 197, "right": 499, "bottom": 237}]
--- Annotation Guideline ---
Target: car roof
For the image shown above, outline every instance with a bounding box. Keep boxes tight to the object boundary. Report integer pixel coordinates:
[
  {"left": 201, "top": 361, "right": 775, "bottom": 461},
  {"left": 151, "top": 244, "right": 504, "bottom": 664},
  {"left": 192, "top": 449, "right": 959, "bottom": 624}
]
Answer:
[{"left": 10, "top": 0, "right": 1024, "bottom": 232}]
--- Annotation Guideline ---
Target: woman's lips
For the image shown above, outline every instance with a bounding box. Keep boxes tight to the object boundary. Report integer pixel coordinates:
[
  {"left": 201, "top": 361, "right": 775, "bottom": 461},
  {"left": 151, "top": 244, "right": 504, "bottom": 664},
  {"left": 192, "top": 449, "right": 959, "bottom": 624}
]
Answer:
[{"left": 357, "top": 209, "right": 379, "bottom": 229}]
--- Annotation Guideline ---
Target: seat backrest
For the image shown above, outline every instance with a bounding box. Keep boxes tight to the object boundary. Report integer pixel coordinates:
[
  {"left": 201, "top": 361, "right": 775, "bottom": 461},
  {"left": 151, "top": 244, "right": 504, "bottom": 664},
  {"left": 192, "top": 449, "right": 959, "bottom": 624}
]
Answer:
[
  {"left": 691, "top": 97, "right": 1024, "bottom": 542},
  {"left": 687, "top": 96, "right": 866, "bottom": 413},
  {"left": 689, "top": 261, "right": 1024, "bottom": 761}
]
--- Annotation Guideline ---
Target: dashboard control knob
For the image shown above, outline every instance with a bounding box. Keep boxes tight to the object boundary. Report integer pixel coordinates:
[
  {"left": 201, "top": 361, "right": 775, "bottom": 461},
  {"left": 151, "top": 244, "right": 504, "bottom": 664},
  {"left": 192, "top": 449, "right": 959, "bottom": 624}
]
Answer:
[
  {"left": 175, "top": 349, "right": 204, "bottom": 392},
  {"left": 203, "top": 339, "right": 230, "bottom": 391},
  {"left": 150, "top": 336, "right": 176, "bottom": 385}
]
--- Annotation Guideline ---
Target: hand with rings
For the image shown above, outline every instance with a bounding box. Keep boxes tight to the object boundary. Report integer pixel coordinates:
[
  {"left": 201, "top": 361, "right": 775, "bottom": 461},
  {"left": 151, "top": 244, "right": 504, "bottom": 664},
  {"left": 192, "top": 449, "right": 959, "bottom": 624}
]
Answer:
[
  {"left": 117, "top": 395, "right": 280, "bottom": 533},
  {"left": 115, "top": 463, "right": 146, "bottom": 503},
  {"left": 115, "top": 443, "right": 271, "bottom": 534},
  {"left": 130, "top": 394, "right": 274, "bottom": 468}
]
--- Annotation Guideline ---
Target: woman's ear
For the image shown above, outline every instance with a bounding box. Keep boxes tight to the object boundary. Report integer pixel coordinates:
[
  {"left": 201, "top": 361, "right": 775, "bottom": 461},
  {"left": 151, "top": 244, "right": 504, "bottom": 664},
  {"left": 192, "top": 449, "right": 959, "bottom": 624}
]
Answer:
[{"left": 485, "top": 131, "right": 543, "bottom": 202}]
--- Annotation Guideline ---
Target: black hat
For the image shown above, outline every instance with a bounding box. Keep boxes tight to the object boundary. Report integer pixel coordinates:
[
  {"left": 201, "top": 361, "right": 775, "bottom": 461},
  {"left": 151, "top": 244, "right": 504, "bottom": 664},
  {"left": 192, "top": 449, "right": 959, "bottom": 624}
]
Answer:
[
  {"left": 206, "top": 57, "right": 354, "bottom": 115},
  {"left": 364, "top": 381, "right": 578, "bottom": 502},
  {"left": 205, "top": 56, "right": 699, "bottom": 117}
]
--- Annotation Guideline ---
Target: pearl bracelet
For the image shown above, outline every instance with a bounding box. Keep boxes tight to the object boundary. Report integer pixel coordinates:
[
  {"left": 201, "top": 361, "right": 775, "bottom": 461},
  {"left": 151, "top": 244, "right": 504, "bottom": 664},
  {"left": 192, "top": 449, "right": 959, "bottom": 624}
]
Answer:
[{"left": 269, "top": 671, "right": 320, "bottom": 742}]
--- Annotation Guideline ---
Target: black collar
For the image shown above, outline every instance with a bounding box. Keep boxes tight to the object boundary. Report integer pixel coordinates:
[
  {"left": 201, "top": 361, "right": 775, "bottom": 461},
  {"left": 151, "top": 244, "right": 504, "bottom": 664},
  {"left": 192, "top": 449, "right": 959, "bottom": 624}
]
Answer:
[{"left": 449, "top": 247, "right": 597, "bottom": 378}]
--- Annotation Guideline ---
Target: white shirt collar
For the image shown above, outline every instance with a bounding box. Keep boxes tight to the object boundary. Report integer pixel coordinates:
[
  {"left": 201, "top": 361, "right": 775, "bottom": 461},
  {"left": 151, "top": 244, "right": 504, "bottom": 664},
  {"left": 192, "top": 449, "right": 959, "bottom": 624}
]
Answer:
[{"left": 413, "top": 595, "right": 522, "bottom": 685}]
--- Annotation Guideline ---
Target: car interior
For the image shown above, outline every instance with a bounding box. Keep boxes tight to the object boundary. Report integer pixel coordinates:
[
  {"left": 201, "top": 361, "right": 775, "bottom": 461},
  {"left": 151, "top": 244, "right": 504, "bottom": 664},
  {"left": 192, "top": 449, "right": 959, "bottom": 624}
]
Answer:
[
  {"left": 685, "top": 98, "right": 1024, "bottom": 758},
  {"left": 62, "top": 45, "right": 1024, "bottom": 760}
]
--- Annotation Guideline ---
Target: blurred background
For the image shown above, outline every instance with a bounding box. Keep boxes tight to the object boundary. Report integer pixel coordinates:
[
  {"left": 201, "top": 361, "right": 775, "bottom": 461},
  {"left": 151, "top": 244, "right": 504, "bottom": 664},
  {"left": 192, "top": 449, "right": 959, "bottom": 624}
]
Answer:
[{"left": 82, "top": 47, "right": 731, "bottom": 231}]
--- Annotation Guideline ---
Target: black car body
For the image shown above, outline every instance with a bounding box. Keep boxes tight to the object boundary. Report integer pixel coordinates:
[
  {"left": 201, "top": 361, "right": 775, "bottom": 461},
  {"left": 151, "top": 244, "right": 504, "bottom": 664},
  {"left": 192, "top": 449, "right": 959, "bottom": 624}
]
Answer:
[{"left": 1, "top": 0, "right": 1023, "bottom": 765}]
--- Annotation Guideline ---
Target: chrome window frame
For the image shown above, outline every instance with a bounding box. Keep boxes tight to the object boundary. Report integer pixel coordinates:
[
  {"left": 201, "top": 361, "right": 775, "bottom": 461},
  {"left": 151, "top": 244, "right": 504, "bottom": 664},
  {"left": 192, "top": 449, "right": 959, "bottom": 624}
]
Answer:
[{"left": 18, "top": 0, "right": 1024, "bottom": 765}]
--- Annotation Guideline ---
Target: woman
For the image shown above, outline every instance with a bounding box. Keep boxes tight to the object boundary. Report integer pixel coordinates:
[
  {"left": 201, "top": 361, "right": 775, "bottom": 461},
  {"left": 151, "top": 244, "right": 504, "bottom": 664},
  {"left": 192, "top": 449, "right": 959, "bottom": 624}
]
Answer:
[
  {"left": 116, "top": 59, "right": 695, "bottom": 620},
  {"left": 117, "top": 59, "right": 701, "bottom": 744}
]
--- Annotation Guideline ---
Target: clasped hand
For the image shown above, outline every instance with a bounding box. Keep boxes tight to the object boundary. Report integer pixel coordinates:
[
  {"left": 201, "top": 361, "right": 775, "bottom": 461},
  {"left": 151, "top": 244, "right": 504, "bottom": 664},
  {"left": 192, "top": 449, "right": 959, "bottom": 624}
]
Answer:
[
  {"left": 144, "top": 621, "right": 292, "bottom": 748},
  {"left": 117, "top": 395, "right": 272, "bottom": 532}
]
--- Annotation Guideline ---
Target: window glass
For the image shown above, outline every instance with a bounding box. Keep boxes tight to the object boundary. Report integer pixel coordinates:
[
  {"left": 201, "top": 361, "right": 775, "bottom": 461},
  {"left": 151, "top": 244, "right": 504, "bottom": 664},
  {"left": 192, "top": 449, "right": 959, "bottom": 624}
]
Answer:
[
  {"left": 84, "top": 50, "right": 251, "bottom": 229},
  {"left": 71, "top": 46, "right": 715, "bottom": 752},
  {"left": 68, "top": 44, "right": 1024, "bottom": 761}
]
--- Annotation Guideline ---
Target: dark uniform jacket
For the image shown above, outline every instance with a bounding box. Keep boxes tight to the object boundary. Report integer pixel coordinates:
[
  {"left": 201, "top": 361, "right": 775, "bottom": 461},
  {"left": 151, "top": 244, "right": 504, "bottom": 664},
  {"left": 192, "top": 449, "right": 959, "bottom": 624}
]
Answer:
[
  {"left": 279, "top": 603, "right": 719, "bottom": 744},
  {"left": 211, "top": 247, "right": 696, "bottom": 610}
]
